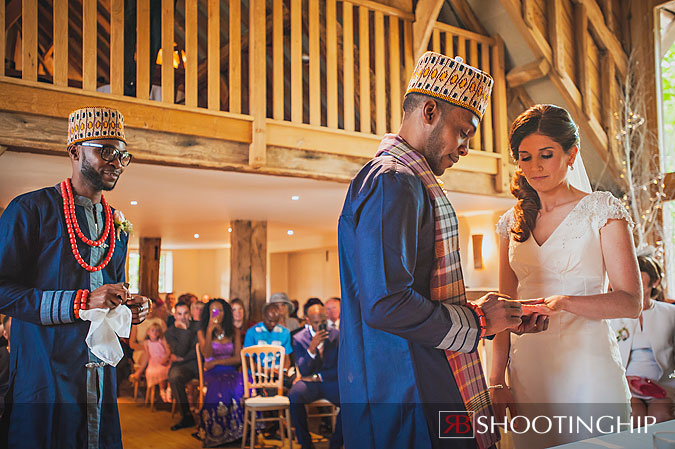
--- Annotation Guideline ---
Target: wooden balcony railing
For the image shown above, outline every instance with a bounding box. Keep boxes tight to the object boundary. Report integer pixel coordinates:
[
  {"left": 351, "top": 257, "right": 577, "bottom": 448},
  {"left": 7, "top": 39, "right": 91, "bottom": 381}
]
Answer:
[{"left": 2, "top": 0, "right": 510, "bottom": 190}]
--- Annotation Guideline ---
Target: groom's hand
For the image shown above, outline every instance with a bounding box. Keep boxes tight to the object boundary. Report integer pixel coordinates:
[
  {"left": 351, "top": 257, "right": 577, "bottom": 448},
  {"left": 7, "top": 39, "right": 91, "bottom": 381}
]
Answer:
[
  {"left": 511, "top": 313, "right": 549, "bottom": 335},
  {"left": 474, "top": 293, "right": 522, "bottom": 335}
]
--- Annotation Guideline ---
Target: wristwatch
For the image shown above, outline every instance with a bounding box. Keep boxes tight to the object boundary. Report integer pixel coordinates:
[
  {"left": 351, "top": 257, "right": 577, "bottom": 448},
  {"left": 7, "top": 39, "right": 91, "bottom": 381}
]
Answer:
[{"left": 312, "top": 373, "right": 321, "bottom": 382}]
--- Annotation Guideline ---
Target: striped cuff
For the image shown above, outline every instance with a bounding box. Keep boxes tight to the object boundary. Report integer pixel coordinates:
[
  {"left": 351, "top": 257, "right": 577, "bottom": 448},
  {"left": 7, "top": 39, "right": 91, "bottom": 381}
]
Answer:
[
  {"left": 436, "top": 303, "right": 480, "bottom": 353},
  {"left": 40, "top": 290, "right": 77, "bottom": 325}
]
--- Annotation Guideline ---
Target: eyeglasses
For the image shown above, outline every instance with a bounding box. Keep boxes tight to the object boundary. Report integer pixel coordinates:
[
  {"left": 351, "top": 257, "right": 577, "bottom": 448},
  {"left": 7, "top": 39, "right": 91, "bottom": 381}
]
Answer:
[{"left": 80, "top": 142, "right": 133, "bottom": 167}]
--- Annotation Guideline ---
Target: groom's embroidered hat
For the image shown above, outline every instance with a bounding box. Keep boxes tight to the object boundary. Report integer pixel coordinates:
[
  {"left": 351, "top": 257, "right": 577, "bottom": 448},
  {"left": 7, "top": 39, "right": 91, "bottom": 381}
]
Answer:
[
  {"left": 405, "top": 51, "right": 493, "bottom": 120},
  {"left": 67, "top": 106, "right": 126, "bottom": 147}
]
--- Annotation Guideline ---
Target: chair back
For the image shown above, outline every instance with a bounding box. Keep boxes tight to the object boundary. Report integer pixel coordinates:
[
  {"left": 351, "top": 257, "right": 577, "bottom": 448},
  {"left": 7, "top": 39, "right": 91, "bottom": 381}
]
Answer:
[
  {"left": 196, "top": 343, "right": 205, "bottom": 408},
  {"left": 241, "top": 345, "right": 285, "bottom": 398}
]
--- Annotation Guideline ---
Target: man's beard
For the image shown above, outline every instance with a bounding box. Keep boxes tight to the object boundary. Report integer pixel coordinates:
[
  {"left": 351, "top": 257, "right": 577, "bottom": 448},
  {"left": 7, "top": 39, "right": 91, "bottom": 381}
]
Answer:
[
  {"left": 426, "top": 122, "right": 446, "bottom": 176},
  {"left": 81, "top": 153, "right": 117, "bottom": 191}
]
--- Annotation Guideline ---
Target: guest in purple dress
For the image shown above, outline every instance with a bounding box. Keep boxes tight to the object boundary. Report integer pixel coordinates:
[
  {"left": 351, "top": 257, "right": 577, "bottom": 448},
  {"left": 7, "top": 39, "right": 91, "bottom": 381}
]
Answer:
[{"left": 196, "top": 298, "right": 245, "bottom": 447}]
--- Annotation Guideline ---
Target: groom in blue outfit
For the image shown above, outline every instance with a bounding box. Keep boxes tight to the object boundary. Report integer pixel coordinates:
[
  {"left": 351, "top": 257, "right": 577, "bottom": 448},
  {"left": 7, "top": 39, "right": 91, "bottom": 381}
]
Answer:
[
  {"left": 0, "top": 107, "right": 149, "bottom": 448},
  {"left": 289, "top": 304, "right": 342, "bottom": 449}
]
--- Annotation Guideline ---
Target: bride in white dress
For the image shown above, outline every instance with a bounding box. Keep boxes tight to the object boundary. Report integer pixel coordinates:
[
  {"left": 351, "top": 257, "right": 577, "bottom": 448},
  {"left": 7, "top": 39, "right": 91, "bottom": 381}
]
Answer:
[{"left": 490, "top": 104, "right": 642, "bottom": 448}]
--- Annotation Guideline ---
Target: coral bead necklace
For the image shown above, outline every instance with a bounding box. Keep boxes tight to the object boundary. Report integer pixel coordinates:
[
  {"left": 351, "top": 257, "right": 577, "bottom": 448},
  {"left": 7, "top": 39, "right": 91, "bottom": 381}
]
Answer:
[{"left": 60, "top": 178, "right": 116, "bottom": 272}]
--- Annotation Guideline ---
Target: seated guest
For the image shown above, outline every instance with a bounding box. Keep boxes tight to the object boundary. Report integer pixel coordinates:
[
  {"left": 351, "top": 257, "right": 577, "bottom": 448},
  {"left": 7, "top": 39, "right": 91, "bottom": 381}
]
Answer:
[
  {"left": 325, "top": 297, "right": 341, "bottom": 331},
  {"left": 289, "top": 304, "right": 342, "bottom": 449},
  {"left": 130, "top": 323, "right": 171, "bottom": 402},
  {"left": 230, "top": 298, "right": 255, "bottom": 345},
  {"left": 302, "top": 297, "right": 323, "bottom": 321},
  {"left": 166, "top": 301, "right": 200, "bottom": 430},
  {"left": 191, "top": 301, "right": 205, "bottom": 324},
  {"left": 269, "top": 292, "right": 301, "bottom": 332},
  {"left": 178, "top": 293, "right": 199, "bottom": 307},
  {"left": 244, "top": 303, "right": 293, "bottom": 370},
  {"left": 196, "top": 299, "right": 245, "bottom": 447},
  {"left": 129, "top": 303, "right": 168, "bottom": 371},
  {"left": 290, "top": 300, "right": 300, "bottom": 320},
  {"left": 611, "top": 254, "right": 675, "bottom": 423}
]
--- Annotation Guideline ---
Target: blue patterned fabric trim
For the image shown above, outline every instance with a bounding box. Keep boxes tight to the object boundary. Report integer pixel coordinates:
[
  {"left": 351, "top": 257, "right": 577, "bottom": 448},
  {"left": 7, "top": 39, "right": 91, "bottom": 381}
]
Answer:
[{"left": 40, "top": 290, "right": 76, "bottom": 325}]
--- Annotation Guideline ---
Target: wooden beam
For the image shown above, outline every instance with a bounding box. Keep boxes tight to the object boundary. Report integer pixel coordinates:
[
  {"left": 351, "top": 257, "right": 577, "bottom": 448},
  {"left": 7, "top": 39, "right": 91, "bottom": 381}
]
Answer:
[
  {"left": 506, "top": 57, "right": 550, "bottom": 88},
  {"left": 601, "top": 51, "right": 617, "bottom": 159},
  {"left": 412, "top": 0, "right": 444, "bottom": 61},
  {"left": 249, "top": 0, "right": 266, "bottom": 167},
  {"left": 139, "top": 237, "right": 161, "bottom": 300},
  {"left": 575, "top": 1, "right": 592, "bottom": 118},
  {"left": 338, "top": 0, "right": 414, "bottom": 20},
  {"left": 498, "top": 0, "right": 552, "bottom": 62},
  {"left": 448, "top": 0, "right": 488, "bottom": 35},
  {"left": 230, "top": 220, "right": 267, "bottom": 323},
  {"left": 577, "top": 0, "right": 627, "bottom": 77},
  {"left": 522, "top": 0, "right": 535, "bottom": 29},
  {"left": 548, "top": 0, "right": 564, "bottom": 74},
  {"left": 0, "top": 79, "right": 252, "bottom": 142}
]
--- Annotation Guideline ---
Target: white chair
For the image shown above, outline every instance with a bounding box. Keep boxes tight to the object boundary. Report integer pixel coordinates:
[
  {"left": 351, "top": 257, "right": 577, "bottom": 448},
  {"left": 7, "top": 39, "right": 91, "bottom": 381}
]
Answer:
[{"left": 241, "top": 345, "right": 293, "bottom": 449}]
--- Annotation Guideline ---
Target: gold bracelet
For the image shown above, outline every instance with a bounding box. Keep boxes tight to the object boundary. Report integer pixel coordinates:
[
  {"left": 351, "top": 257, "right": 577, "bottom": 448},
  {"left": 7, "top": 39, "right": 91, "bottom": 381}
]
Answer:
[{"left": 488, "top": 384, "right": 505, "bottom": 390}]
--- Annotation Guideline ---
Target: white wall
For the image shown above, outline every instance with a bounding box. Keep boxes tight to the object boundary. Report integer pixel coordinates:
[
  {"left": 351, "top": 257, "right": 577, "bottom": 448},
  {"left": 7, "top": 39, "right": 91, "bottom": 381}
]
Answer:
[
  {"left": 171, "top": 248, "right": 230, "bottom": 299},
  {"left": 269, "top": 247, "right": 341, "bottom": 310}
]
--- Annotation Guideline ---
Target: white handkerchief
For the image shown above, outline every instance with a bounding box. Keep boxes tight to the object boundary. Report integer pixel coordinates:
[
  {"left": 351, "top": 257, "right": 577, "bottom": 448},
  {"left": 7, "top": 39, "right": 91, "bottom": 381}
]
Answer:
[{"left": 79, "top": 305, "right": 132, "bottom": 366}]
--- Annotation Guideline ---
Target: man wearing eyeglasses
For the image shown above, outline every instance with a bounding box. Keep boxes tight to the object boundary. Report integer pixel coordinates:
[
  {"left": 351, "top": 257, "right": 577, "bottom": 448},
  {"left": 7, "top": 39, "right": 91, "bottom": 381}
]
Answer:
[{"left": 0, "top": 106, "right": 148, "bottom": 448}]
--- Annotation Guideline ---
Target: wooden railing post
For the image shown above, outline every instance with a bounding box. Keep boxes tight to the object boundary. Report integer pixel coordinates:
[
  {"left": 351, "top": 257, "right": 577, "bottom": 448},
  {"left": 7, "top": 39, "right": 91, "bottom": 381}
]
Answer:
[
  {"left": 53, "top": 0, "right": 68, "bottom": 86},
  {"left": 343, "top": 1, "right": 355, "bottom": 131},
  {"left": 249, "top": 0, "right": 267, "bottom": 167},
  {"left": 575, "top": 1, "right": 591, "bottom": 118},
  {"left": 83, "top": 0, "right": 97, "bottom": 90},
  {"left": 22, "top": 0, "right": 37, "bottom": 82},
  {"left": 229, "top": 0, "right": 242, "bottom": 113},
  {"left": 491, "top": 35, "right": 509, "bottom": 193},
  {"left": 185, "top": 0, "right": 198, "bottom": 107},
  {"left": 326, "top": 0, "right": 338, "bottom": 128},
  {"left": 207, "top": 0, "right": 220, "bottom": 110},
  {"left": 136, "top": 1, "right": 150, "bottom": 100},
  {"left": 273, "top": 0, "right": 284, "bottom": 120},
  {"left": 110, "top": 0, "right": 124, "bottom": 95},
  {"left": 161, "top": 0, "right": 174, "bottom": 104},
  {"left": 359, "top": 6, "right": 370, "bottom": 133}
]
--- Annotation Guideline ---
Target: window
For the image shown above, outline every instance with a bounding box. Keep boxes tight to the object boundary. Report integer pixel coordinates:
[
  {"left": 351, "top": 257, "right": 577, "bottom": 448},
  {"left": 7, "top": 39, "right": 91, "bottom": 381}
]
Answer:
[{"left": 126, "top": 250, "right": 173, "bottom": 295}]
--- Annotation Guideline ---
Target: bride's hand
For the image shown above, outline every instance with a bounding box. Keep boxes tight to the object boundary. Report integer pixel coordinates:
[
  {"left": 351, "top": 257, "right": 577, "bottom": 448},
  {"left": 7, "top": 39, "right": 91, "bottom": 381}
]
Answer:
[{"left": 518, "top": 296, "right": 568, "bottom": 315}]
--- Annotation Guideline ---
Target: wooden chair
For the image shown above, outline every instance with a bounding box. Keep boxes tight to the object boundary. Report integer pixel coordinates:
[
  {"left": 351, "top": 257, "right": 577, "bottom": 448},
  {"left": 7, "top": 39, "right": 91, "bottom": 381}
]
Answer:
[
  {"left": 307, "top": 398, "right": 339, "bottom": 431},
  {"left": 196, "top": 342, "right": 206, "bottom": 410},
  {"left": 241, "top": 345, "right": 293, "bottom": 449}
]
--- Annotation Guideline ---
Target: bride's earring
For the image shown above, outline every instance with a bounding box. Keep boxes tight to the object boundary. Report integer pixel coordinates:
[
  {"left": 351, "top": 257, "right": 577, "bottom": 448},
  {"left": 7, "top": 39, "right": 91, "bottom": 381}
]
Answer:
[{"left": 569, "top": 162, "right": 575, "bottom": 170}]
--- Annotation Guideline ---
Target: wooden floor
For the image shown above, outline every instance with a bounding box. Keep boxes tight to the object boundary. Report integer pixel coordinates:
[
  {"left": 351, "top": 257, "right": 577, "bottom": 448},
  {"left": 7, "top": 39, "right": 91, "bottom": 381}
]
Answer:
[{"left": 118, "top": 388, "right": 330, "bottom": 449}]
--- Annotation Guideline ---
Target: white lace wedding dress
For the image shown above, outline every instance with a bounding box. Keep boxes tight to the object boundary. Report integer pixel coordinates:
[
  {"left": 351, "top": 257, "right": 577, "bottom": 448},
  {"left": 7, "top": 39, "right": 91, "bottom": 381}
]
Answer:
[{"left": 496, "top": 191, "right": 632, "bottom": 449}]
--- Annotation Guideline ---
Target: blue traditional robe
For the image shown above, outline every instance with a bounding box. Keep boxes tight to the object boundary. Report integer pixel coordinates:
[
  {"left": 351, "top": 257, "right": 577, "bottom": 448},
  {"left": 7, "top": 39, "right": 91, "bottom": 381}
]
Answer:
[
  {"left": 0, "top": 185, "right": 129, "bottom": 449},
  {"left": 338, "top": 156, "right": 481, "bottom": 449}
]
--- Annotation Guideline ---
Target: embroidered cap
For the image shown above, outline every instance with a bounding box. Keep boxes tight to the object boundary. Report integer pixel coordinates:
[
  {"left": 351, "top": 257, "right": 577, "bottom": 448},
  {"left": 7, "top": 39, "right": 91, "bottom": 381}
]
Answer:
[
  {"left": 405, "top": 51, "right": 493, "bottom": 120},
  {"left": 67, "top": 106, "right": 126, "bottom": 147}
]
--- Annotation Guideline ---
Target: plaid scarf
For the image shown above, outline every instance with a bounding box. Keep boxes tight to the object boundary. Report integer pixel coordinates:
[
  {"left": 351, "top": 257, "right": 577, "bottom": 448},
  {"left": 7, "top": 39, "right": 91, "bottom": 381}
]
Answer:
[{"left": 377, "top": 134, "right": 499, "bottom": 449}]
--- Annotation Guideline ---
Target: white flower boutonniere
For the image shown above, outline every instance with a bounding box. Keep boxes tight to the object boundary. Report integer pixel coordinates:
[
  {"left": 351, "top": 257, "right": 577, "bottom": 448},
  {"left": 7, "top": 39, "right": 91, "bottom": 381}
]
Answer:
[
  {"left": 616, "top": 326, "right": 629, "bottom": 342},
  {"left": 113, "top": 210, "right": 133, "bottom": 240}
]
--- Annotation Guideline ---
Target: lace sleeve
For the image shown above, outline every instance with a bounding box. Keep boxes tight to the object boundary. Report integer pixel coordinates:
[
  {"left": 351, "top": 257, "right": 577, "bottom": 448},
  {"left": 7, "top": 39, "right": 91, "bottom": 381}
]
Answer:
[
  {"left": 591, "top": 191, "right": 634, "bottom": 231},
  {"left": 496, "top": 208, "right": 514, "bottom": 239}
]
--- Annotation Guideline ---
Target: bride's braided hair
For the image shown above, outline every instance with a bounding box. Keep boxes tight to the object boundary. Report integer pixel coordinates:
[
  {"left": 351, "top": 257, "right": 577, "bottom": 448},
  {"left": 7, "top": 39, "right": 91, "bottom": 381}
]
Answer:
[{"left": 510, "top": 105, "right": 580, "bottom": 242}]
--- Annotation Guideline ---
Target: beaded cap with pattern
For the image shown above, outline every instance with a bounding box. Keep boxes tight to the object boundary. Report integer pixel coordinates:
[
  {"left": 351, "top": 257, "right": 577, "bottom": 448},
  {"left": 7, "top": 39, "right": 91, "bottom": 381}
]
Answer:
[
  {"left": 67, "top": 107, "right": 126, "bottom": 147},
  {"left": 405, "top": 51, "right": 493, "bottom": 119}
]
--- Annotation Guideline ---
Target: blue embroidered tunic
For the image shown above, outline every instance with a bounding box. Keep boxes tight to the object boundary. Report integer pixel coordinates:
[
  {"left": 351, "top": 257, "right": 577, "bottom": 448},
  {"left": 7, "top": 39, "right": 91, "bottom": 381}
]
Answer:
[
  {"left": 0, "top": 185, "right": 128, "bottom": 449},
  {"left": 338, "top": 156, "right": 481, "bottom": 449}
]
